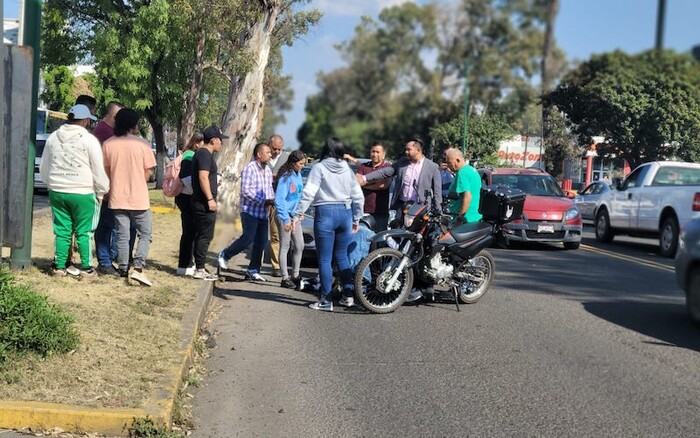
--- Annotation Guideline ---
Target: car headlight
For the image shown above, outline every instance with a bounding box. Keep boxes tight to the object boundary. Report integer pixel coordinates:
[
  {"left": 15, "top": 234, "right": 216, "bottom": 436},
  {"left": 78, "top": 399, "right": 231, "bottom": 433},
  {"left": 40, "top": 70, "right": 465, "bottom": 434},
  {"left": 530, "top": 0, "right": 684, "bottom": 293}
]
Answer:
[
  {"left": 404, "top": 214, "right": 416, "bottom": 228},
  {"left": 565, "top": 207, "right": 580, "bottom": 221}
]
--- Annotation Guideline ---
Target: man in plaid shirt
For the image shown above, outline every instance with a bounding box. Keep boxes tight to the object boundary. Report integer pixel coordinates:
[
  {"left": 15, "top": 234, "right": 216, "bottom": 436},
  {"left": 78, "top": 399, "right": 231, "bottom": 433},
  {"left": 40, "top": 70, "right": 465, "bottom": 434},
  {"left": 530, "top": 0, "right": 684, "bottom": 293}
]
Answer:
[{"left": 218, "top": 143, "right": 275, "bottom": 281}]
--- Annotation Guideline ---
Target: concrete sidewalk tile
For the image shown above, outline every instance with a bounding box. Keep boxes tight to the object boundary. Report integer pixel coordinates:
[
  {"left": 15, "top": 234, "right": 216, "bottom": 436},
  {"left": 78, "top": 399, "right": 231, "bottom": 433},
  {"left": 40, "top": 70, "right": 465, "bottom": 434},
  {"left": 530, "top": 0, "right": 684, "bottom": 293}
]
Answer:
[{"left": 0, "top": 280, "right": 214, "bottom": 436}]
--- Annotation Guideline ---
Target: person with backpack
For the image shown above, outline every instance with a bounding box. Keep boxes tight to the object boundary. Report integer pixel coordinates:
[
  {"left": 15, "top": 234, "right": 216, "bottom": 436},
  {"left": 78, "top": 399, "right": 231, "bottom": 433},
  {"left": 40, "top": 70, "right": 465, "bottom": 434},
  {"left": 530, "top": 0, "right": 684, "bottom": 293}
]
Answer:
[{"left": 172, "top": 132, "right": 204, "bottom": 276}]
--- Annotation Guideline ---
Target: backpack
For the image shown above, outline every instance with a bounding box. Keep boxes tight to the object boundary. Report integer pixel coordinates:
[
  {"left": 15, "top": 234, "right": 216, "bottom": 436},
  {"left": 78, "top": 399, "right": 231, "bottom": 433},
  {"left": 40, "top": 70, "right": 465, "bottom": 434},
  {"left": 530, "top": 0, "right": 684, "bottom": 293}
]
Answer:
[{"left": 162, "top": 154, "right": 184, "bottom": 197}]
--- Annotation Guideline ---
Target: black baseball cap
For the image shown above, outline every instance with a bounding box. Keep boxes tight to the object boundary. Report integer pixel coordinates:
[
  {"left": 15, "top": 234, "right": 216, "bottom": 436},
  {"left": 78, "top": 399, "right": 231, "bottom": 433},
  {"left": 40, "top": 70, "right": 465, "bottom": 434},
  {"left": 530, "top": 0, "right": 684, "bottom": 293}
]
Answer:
[{"left": 203, "top": 125, "right": 230, "bottom": 143}]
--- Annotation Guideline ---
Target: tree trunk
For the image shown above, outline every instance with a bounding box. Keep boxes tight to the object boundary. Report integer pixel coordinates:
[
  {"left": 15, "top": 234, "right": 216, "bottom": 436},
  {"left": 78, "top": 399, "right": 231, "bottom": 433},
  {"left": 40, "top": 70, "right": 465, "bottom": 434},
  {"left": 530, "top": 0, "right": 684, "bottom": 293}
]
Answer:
[
  {"left": 145, "top": 109, "right": 167, "bottom": 189},
  {"left": 216, "top": 0, "right": 281, "bottom": 221},
  {"left": 178, "top": 22, "right": 206, "bottom": 149}
]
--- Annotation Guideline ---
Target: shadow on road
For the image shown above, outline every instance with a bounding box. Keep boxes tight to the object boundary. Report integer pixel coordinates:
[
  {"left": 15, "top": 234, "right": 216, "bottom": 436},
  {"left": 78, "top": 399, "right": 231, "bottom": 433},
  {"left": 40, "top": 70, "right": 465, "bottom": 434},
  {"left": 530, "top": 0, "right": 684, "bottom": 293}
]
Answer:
[{"left": 583, "top": 300, "right": 700, "bottom": 352}]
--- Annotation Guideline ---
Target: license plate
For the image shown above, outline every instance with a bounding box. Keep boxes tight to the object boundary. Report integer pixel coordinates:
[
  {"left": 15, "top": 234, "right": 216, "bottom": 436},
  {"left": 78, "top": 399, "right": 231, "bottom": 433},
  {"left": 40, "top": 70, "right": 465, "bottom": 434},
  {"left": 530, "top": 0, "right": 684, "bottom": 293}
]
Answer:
[{"left": 537, "top": 224, "right": 555, "bottom": 233}]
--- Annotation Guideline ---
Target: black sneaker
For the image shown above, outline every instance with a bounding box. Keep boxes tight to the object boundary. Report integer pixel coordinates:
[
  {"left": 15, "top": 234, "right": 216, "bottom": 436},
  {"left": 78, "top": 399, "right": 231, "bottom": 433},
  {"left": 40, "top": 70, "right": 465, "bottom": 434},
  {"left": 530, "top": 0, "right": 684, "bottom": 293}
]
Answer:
[
  {"left": 97, "top": 264, "right": 119, "bottom": 276},
  {"left": 280, "top": 278, "right": 296, "bottom": 289}
]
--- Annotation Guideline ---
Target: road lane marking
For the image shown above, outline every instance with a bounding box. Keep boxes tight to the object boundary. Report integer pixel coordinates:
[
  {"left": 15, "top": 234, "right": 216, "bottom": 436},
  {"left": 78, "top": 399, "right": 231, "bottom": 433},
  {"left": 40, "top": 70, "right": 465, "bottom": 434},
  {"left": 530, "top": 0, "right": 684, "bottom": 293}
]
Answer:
[{"left": 581, "top": 244, "right": 675, "bottom": 273}]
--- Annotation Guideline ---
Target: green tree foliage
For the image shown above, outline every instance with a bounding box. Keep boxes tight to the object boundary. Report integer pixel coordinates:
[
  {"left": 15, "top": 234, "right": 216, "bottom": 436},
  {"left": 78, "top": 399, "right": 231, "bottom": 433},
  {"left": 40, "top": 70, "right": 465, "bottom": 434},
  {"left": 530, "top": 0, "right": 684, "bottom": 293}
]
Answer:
[
  {"left": 544, "top": 50, "right": 700, "bottom": 169},
  {"left": 298, "top": 0, "right": 565, "bottom": 161},
  {"left": 430, "top": 114, "right": 513, "bottom": 160},
  {"left": 40, "top": 1, "right": 83, "bottom": 68},
  {"left": 40, "top": 66, "right": 75, "bottom": 112}
]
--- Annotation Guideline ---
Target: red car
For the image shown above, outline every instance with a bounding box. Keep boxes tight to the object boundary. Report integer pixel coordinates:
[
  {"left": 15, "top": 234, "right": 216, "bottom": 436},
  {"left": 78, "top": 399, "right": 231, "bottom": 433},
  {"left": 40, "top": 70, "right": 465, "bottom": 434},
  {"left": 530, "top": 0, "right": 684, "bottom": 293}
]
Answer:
[{"left": 479, "top": 168, "right": 582, "bottom": 250}]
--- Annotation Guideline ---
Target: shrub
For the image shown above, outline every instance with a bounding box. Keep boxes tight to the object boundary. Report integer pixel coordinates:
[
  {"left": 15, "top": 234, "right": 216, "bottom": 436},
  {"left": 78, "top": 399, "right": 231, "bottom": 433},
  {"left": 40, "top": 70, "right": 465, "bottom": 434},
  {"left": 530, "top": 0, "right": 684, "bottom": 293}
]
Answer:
[{"left": 0, "top": 268, "right": 79, "bottom": 363}]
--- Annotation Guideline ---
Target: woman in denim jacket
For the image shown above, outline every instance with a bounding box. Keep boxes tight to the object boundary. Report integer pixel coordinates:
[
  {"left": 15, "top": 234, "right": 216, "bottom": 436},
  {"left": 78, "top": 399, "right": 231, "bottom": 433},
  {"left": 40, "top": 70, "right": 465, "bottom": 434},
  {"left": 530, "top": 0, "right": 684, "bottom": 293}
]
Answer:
[{"left": 274, "top": 150, "right": 307, "bottom": 289}]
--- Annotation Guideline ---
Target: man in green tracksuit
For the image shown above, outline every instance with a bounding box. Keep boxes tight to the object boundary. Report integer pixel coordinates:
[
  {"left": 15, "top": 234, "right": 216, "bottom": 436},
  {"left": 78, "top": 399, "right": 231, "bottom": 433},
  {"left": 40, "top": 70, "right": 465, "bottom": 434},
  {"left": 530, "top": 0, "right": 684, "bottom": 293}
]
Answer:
[{"left": 40, "top": 104, "right": 110, "bottom": 277}]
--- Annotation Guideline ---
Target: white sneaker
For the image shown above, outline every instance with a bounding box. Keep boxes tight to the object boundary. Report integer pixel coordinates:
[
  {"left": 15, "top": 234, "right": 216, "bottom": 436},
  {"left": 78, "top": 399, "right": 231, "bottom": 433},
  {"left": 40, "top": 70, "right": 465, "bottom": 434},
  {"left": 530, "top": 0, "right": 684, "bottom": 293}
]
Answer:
[
  {"left": 309, "top": 300, "right": 333, "bottom": 312},
  {"left": 66, "top": 265, "right": 81, "bottom": 277},
  {"left": 217, "top": 252, "right": 228, "bottom": 270},
  {"left": 245, "top": 271, "right": 266, "bottom": 282},
  {"left": 177, "top": 267, "right": 195, "bottom": 276},
  {"left": 130, "top": 269, "right": 153, "bottom": 287},
  {"left": 338, "top": 296, "right": 354, "bottom": 307},
  {"left": 193, "top": 269, "right": 218, "bottom": 281}
]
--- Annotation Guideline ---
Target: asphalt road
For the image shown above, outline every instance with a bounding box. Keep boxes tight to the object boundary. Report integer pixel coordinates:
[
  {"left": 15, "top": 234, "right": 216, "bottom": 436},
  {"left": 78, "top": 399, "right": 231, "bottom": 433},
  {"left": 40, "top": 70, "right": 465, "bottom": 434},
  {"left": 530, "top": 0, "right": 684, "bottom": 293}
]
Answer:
[{"left": 191, "top": 227, "right": 700, "bottom": 437}]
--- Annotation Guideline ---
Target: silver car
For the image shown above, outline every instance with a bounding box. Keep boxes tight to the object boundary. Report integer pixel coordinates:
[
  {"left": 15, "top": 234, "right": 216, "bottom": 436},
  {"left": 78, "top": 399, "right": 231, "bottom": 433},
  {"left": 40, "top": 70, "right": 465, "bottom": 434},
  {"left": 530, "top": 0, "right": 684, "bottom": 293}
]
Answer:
[
  {"left": 675, "top": 218, "right": 700, "bottom": 324},
  {"left": 575, "top": 181, "right": 613, "bottom": 221}
]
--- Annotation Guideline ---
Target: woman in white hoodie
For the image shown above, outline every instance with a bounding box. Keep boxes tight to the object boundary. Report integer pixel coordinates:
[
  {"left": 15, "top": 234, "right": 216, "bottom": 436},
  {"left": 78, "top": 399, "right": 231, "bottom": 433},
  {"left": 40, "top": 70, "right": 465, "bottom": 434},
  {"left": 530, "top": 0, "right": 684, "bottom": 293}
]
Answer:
[
  {"left": 40, "top": 104, "right": 110, "bottom": 276},
  {"left": 295, "top": 138, "right": 364, "bottom": 311}
]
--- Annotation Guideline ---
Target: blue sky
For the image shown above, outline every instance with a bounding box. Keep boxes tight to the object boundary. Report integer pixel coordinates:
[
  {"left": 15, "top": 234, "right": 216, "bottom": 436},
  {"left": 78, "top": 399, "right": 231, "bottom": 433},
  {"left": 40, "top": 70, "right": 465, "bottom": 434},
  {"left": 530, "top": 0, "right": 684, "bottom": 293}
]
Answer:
[{"left": 5, "top": 0, "right": 699, "bottom": 147}]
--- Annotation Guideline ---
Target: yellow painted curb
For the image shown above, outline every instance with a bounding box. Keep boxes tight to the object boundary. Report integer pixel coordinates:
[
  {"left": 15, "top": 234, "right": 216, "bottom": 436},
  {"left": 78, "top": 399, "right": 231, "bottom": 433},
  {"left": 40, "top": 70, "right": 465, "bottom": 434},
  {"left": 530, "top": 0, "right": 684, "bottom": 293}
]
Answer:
[
  {"left": 0, "top": 281, "right": 214, "bottom": 436},
  {"left": 151, "top": 206, "right": 178, "bottom": 214},
  {"left": 0, "top": 401, "right": 144, "bottom": 436}
]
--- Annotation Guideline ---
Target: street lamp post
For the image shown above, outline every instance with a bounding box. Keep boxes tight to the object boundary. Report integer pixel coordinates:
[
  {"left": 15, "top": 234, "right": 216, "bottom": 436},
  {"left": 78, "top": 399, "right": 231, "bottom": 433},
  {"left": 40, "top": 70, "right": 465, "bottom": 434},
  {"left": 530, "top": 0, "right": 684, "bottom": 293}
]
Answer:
[{"left": 461, "top": 59, "right": 471, "bottom": 155}]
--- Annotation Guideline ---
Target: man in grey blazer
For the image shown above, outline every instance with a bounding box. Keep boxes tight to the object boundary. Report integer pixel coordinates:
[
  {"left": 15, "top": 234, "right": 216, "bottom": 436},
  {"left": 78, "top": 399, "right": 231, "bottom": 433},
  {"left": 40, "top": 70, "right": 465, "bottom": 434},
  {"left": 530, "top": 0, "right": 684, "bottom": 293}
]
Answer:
[{"left": 357, "top": 137, "right": 442, "bottom": 214}]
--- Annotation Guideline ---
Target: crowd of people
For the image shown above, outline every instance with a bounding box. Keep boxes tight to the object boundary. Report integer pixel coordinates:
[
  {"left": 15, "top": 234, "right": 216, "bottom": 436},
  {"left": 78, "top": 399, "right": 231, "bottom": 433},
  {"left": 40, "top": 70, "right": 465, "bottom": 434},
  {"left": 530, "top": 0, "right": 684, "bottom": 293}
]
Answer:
[{"left": 39, "top": 97, "right": 483, "bottom": 308}]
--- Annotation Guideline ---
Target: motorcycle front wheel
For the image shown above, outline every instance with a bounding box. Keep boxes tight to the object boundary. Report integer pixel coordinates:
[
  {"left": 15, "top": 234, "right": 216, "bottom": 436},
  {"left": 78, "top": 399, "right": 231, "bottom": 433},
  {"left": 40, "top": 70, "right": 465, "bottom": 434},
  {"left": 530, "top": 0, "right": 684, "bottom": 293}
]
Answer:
[
  {"left": 455, "top": 250, "right": 495, "bottom": 304},
  {"left": 354, "top": 247, "right": 414, "bottom": 314}
]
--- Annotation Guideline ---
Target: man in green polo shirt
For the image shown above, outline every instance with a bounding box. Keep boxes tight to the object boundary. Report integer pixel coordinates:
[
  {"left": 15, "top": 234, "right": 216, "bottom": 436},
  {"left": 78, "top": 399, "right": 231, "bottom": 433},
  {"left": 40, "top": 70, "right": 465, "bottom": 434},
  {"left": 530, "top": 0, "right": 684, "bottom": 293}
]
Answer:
[{"left": 445, "top": 147, "right": 482, "bottom": 224}]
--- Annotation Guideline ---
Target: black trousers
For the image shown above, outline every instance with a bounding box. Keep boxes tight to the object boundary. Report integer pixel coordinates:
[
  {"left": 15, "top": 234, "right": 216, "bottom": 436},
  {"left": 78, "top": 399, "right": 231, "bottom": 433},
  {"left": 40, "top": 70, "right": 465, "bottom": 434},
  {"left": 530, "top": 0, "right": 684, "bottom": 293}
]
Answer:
[
  {"left": 175, "top": 194, "right": 196, "bottom": 269},
  {"left": 192, "top": 201, "right": 216, "bottom": 270}
]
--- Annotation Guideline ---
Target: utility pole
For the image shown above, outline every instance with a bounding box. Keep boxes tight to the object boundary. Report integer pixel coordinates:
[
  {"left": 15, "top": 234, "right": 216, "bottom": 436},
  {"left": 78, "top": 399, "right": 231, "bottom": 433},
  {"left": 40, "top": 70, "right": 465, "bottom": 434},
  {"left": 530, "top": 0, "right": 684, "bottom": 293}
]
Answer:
[
  {"left": 10, "top": 0, "right": 41, "bottom": 269},
  {"left": 655, "top": 0, "right": 666, "bottom": 51},
  {"left": 461, "top": 59, "right": 471, "bottom": 155}
]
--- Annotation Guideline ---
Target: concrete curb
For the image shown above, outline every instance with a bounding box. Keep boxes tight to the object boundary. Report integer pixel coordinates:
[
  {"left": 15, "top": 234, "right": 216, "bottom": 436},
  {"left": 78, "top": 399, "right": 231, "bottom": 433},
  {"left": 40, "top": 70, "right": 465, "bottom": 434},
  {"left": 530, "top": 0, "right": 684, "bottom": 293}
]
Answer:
[{"left": 0, "top": 279, "right": 214, "bottom": 436}]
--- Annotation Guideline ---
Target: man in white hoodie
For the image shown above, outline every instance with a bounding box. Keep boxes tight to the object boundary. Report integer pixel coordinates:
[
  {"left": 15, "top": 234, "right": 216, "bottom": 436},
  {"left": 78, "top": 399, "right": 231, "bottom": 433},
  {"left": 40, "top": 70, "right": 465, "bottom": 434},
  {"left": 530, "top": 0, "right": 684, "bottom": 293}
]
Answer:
[{"left": 40, "top": 104, "right": 110, "bottom": 277}]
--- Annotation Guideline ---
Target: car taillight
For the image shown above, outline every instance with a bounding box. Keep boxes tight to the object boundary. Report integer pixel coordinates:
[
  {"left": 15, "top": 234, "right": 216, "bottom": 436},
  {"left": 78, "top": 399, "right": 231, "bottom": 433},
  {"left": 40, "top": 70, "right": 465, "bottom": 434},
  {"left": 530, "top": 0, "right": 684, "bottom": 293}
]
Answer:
[{"left": 694, "top": 193, "right": 700, "bottom": 211}]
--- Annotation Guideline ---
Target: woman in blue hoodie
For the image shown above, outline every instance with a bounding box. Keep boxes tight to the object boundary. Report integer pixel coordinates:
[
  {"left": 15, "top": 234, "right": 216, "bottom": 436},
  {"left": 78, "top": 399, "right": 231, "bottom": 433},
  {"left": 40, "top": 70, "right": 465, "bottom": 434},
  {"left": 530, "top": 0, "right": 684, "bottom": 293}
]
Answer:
[
  {"left": 296, "top": 138, "right": 365, "bottom": 311},
  {"left": 275, "top": 150, "right": 307, "bottom": 289}
]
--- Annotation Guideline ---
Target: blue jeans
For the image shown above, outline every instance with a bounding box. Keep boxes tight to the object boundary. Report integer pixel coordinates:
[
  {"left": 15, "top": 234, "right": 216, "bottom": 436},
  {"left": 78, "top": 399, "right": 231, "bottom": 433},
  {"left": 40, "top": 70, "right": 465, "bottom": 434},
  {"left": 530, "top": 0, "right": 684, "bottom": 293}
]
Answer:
[
  {"left": 95, "top": 203, "right": 135, "bottom": 267},
  {"left": 113, "top": 209, "right": 152, "bottom": 270},
  {"left": 221, "top": 212, "right": 268, "bottom": 274},
  {"left": 314, "top": 204, "right": 353, "bottom": 299}
]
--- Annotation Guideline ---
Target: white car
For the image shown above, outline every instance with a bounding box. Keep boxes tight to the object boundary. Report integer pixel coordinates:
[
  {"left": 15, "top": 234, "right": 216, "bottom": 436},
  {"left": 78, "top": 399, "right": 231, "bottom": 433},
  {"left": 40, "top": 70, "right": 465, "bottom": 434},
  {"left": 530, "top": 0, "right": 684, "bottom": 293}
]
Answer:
[{"left": 33, "top": 133, "right": 50, "bottom": 192}]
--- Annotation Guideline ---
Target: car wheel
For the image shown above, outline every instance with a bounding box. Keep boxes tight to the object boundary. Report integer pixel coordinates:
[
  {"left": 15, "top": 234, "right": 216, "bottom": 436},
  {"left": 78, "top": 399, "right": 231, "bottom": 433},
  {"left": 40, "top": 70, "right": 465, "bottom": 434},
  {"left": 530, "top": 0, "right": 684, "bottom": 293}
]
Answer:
[
  {"left": 595, "top": 209, "right": 614, "bottom": 243},
  {"left": 687, "top": 268, "right": 700, "bottom": 326},
  {"left": 563, "top": 242, "right": 580, "bottom": 250},
  {"left": 659, "top": 217, "right": 679, "bottom": 258}
]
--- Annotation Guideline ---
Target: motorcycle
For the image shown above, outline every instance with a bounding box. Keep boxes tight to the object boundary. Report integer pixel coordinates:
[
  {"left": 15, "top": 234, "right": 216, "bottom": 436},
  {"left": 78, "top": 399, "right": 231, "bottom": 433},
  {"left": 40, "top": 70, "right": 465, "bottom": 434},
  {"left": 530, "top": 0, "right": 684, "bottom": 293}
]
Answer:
[{"left": 353, "top": 186, "right": 525, "bottom": 314}]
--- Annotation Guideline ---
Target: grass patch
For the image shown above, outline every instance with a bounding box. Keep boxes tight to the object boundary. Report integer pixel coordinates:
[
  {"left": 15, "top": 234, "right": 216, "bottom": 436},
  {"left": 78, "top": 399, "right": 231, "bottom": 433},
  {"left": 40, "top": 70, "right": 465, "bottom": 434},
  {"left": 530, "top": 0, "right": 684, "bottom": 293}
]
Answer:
[
  {"left": 0, "top": 268, "right": 79, "bottom": 365},
  {"left": 0, "top": 191, "right": 204, "bottom": 408}
]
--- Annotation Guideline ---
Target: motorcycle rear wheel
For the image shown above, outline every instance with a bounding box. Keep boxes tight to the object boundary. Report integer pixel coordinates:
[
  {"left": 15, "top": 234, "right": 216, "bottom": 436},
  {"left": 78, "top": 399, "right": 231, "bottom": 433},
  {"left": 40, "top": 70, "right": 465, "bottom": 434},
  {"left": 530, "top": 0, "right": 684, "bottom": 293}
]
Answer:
[
  {"left": 354, "top": 247, "right": 413, "bottom": 314},
  {"left": 456, "top": 250, "right": 495, "bottom": 304}
]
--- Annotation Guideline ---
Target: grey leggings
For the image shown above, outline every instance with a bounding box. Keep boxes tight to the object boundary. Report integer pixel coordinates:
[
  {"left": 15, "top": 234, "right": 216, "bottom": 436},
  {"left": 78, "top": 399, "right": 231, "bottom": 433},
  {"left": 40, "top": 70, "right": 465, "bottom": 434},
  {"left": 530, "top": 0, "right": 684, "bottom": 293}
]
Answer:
[{"left": 276, "top": 217, "right": 304, "bottom": 279}]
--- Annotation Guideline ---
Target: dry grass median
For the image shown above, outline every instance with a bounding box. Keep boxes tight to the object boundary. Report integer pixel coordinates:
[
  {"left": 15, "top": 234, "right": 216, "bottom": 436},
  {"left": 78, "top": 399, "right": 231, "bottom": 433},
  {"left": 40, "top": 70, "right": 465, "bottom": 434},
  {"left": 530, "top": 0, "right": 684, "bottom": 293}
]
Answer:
[{"left": 0, "top": 191, "right": 203, "bottom": 409}]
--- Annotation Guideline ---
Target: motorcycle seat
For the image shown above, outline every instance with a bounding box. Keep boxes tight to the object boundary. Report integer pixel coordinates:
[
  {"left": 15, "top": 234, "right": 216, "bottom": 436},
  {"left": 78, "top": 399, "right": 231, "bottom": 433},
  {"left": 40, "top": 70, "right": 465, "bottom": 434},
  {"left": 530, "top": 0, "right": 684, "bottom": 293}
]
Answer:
[{"left": 450, "top": 222, "right": 492, "bottom": 243}]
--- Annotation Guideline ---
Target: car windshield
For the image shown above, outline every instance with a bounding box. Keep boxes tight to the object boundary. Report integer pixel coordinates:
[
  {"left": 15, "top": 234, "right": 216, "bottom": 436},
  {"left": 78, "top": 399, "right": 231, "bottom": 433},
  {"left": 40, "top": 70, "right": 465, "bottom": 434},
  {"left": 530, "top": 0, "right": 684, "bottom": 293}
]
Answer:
[{"left": 491, "top": 174, "right": 565, "bottom": 197}]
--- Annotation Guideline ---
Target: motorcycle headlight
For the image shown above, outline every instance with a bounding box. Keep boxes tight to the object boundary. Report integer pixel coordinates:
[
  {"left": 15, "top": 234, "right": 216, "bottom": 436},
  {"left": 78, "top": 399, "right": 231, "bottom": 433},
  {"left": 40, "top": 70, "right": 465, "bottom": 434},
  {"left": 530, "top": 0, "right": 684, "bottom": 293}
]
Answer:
[
  {"left": 565, "top": 207, "right": 580, "bottom": 221},
  {"left": 404, "top": 214, "right": 416, "bottom": 228}
]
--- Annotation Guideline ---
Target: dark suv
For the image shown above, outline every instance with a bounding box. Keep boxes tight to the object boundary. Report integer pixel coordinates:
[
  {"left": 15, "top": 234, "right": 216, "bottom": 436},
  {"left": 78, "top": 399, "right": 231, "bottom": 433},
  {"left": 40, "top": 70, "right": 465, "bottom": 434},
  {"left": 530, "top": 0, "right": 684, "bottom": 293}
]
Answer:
[{"left": 479, "top": 167, "right": 582, "bottom": 250}]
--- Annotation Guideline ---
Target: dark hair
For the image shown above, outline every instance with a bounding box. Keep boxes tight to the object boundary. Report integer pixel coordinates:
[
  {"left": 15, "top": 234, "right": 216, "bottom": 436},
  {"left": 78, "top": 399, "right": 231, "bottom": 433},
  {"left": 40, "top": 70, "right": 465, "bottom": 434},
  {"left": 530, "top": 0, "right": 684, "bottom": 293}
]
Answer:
[
  {"left": 370, "top": 142, "right": 385, "bottom": 151},
  {"left": 114, "top": 108, "right": 140, "bottom": 137},
  {"left": 319, "top": 137, "right": 345, "bottom": 160},
  {"left": 75, "top": 94, "right": 97, "bottom": 107},
  {"left": 253, "top": 142, "right": 269, "bottom": 157},
  {"left": 183, "top": 132, "right": 204, "bottom": 152},
  {"left": 278, "top": 150, "right": 307, "bottom": 179},
  {"left": 407, "top": 136, "right": 424, "bottom": 151}
]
